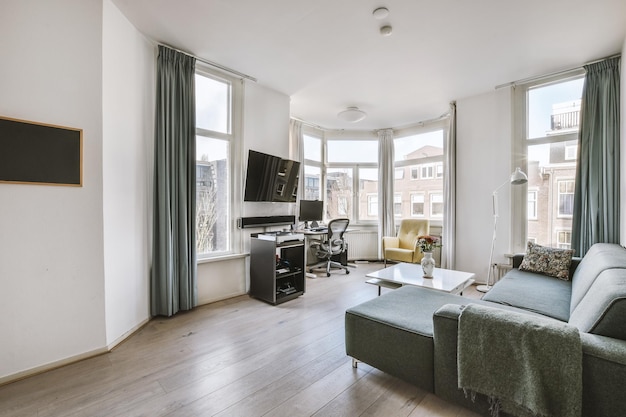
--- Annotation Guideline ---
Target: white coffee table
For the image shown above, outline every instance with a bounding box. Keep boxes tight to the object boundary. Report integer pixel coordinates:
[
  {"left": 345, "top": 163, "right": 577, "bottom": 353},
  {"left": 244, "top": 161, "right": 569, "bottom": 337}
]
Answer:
[{"left": 366, "top": 262, "right": 475, "bottom": 296}]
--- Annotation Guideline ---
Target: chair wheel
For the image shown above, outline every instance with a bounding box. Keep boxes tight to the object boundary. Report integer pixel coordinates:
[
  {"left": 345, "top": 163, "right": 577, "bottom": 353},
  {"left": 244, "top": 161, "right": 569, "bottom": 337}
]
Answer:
[
  {"left": 309, "top": 269, "right": 314, "bottom": 273},
  {"left": 346, "top": 270, "right": 350, "bottom": 274},
  {"left": 326, "top": 273, "right": 331, "bottom": 277}
]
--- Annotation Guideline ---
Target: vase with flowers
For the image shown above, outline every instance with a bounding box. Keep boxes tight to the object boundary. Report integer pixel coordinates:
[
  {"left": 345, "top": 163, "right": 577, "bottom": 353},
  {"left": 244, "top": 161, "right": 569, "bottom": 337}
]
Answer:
[{"left": 416, "top": 235, "right": 442, "bottom": 278}]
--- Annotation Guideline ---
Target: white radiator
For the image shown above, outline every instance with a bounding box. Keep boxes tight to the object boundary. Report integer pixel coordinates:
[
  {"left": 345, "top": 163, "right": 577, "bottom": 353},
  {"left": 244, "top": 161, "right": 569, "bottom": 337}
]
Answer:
[
  {"left": 344, "top": 231, "right": 378, "bottom": 260},
  {"left": 492, "top": 263, "right": 513, "bottom": 283}
]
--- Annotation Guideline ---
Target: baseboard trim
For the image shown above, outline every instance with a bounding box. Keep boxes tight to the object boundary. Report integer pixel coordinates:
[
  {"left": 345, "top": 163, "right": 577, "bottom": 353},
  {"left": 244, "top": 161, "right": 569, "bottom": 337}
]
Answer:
[
  {"left": 0, "top": 347, "right": 108, "bottom": 387},
  {"left": 0, "top": 317, "right": 151, "bottom": 387},
  {"left": 107, "top": 317, "right": 150, "bottom": 351}
]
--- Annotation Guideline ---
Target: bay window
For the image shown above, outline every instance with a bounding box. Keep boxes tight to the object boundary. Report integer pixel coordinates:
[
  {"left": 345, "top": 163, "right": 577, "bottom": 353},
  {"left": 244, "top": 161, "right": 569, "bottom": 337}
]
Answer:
[{"left": 300, "top": 123, "right": 447, "bottom": 227}]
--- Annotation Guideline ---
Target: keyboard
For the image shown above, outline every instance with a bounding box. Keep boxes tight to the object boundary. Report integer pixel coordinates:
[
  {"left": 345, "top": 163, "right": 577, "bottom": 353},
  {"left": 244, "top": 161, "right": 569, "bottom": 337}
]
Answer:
[{"left": 310, "top": 227, "right": 327, "bottom": 232}]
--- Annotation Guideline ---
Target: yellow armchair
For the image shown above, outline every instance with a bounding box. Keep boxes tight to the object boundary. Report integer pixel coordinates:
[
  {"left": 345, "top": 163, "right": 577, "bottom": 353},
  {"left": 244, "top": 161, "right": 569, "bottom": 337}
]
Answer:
[{"left": 382, "top": 219, "right": 430, "bottom": 267}]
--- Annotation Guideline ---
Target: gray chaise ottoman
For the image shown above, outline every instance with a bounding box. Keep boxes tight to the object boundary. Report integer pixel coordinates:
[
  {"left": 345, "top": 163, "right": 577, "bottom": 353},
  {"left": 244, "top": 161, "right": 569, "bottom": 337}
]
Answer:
[{"left": 345, "top": 285, "right": 468, "bottom": 391}]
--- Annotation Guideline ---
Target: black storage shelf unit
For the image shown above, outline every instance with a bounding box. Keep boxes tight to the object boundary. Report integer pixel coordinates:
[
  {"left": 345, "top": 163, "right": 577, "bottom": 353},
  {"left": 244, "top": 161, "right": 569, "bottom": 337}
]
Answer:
[{"left": 249, "top": 236, "right": 305, "bottom": 305}]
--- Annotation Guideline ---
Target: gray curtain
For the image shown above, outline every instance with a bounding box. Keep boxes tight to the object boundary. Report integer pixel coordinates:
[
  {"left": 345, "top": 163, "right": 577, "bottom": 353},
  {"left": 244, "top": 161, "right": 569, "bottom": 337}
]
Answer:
[
  {"left": 151, "top": 46, "right": 197, "bottom": 316},
  {"left": 378, "top": 128, "right": 395, "bottom": 258},
  {"left": 441, "top": 102, "right": 457, "bottom": 269},
  {"left": 571, "top": 57, "right": 621, "bottom": 256}
]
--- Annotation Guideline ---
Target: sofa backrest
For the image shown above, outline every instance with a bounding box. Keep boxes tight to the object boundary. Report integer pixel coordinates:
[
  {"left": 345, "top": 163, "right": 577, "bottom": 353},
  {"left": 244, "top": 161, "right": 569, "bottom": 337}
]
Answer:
[
  {"left": 567, "top": 243, "right": 626, "bottom": 341},
  {"left": 570, "top": 243, "right": 626, "bottom": 315},
  {"left": 568, "top": 268, "right": 626, "bottom": 340}
]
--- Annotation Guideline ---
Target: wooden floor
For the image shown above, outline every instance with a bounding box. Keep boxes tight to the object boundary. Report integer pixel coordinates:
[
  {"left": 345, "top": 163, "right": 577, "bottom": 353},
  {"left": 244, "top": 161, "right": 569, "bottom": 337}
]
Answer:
[{"left": 0, "top": 262, "right": 482, "bottom": 417}]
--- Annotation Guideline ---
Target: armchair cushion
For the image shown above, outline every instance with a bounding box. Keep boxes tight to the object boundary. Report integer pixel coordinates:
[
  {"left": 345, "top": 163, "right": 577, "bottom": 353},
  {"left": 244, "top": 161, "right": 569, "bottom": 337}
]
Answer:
[{"left": 384, "top": 248, "right": 416, "bottom": 263}]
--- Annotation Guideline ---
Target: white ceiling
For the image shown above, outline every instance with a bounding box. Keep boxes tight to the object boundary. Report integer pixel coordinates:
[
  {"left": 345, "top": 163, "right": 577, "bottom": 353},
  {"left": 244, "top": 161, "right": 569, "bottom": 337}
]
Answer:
[{"left": 111, "top": 0, "right": 625, "bottom": 130}]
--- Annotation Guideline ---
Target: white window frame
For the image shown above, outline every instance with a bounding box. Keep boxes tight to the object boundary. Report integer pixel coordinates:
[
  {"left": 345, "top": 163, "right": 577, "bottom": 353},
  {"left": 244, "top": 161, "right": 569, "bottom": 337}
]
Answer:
[
  {"left": 324, "top": 134, "right": 379, "bottom": 223},
  {"left": 393, "top": 122, "right": 447, "bottom": 228},
  {"left": 195, "top": 66, "right": 243, "bottom": 259},
  {"left": 410, "top": 193, "right": 425, "bottom": 217},
  {"left": 512, "top": 69, "right": 584, "bottom": 253},
  {"left": 557, "top": 229, "right": 572, "bottom": 249},
  {"left": 528, "top": 190, "right": 538, "bottom": 220},
  {"left": 565, "top": 143, "right": 577, "bottom": 160},
  {"left": 367, "top": 194, "right": 378, "bottom": 217},
  {"left": 430, "top": 192, "right": 444, "bottom": 217},
  {"left": 420, "top": 164, "right": 435, "bottom": 179},
  {"left": 557, "top": 179, "right": 575, "bottom": 218},
  {"left": 394, "top": 193, "right": 402, "bottom": 217},
  {"left": 436, "top": 162, "right": 443, "bottom": 178}
]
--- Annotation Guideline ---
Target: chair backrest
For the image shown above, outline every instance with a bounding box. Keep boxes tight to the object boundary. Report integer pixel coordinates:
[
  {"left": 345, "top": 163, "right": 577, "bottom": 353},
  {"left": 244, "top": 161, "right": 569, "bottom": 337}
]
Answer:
[
  {"left": 327, "top": 218, "right": 350, "bottom": 255},
  {"left": 397, "top": 219, "right": 429, "bottom": 250}
]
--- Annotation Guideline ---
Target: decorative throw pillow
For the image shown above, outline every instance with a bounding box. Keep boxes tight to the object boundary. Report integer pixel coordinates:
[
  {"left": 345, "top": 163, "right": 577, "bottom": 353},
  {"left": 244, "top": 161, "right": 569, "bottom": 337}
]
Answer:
[{"left": 519, "top": 241, "right": 575, "bottom": 280}]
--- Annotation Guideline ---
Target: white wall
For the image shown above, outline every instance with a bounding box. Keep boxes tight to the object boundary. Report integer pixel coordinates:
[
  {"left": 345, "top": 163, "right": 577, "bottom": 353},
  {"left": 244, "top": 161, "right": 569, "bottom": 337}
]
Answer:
[
  {"left": 102, "top": 0, "right": 154, "bottom": 347},
  {"left": 0, "top": 0, "right": 106, "bottom": 380},
  {"left": 456, "top": 88, "right": 513, "bottom": 283}
]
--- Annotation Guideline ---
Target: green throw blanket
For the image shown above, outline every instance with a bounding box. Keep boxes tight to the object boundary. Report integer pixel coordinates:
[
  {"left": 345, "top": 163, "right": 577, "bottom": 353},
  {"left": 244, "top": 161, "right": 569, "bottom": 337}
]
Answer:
[{"left": 457, "top": 304, "right": 582, "bottom": 417}]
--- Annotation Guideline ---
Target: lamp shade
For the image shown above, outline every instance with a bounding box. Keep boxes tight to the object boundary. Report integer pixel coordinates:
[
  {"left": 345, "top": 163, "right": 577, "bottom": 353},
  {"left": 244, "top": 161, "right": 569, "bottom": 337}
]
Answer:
[
  {"left": 510, "top": 167, "right": 528, "bottom": 185},
  {"left": 337, "top": 107, "right": 367, "bottom": 123}
]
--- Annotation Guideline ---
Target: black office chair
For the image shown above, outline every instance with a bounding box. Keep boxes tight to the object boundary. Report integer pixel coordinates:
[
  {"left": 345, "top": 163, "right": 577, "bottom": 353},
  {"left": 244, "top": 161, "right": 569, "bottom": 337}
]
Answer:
[{"left": 308, "top": 218, "right": 350, "bottom": 277}]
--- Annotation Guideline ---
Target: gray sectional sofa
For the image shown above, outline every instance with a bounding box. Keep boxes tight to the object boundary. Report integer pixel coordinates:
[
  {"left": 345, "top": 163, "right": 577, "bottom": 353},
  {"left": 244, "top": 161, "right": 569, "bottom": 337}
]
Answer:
[{"left": 345, "top": 243, "right": 626, "bottom": 417}]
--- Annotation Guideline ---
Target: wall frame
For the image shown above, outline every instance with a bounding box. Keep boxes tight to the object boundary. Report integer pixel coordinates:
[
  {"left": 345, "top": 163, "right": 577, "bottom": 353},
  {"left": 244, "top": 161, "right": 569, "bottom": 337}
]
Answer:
[{"left": 0, "top": 116, "right": 83, "bottom": 186}]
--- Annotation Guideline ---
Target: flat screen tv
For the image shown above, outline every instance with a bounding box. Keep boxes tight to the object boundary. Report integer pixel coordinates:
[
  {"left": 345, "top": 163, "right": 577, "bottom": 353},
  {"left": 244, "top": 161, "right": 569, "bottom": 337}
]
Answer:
[{"left": 244, "top": 150, "right": 300, "bottom": 202}]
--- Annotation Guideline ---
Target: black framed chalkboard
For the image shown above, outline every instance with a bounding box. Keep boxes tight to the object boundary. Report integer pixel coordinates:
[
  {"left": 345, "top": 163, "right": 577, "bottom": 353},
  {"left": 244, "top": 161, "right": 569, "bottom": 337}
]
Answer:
[{"left": 0, "top": 116, "right": 82, "bottom": 186}]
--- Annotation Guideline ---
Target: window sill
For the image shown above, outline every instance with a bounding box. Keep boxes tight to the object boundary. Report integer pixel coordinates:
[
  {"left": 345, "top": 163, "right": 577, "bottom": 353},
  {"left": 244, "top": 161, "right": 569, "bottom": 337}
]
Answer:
[{"left": 197, "top": 253, "right": 249, "bottom": 265}]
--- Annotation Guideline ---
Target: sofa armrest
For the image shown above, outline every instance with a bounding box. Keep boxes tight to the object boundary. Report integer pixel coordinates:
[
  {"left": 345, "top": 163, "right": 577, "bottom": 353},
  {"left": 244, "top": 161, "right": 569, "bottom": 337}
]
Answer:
[
  {"left": 579, "top": 333, "right": 626, "bottom": 417},
  {"left": 433, "top": 303, "right": 626, "bottom": 417}
]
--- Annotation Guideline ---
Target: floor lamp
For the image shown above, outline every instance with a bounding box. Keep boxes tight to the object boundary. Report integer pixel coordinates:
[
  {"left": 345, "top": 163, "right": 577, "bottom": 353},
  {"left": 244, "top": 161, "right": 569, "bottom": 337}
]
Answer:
[{"left": 476, "top": 167, "right": 528, "bottom": 293}]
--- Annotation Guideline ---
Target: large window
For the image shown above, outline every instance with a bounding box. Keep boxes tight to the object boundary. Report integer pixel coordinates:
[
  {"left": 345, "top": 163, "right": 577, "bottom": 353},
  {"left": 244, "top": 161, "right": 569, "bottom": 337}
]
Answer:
[
  {"left": 300, "top": 126, "right": 447, "bottom": 226},
  {"left": 326, "top": 140, "right": 378, "bottom": 222},
  {"left": 517, "top": 73, "right": 583, "bottom": 249},
  {"left": 394, "top": 129, "right": 445, "bottom": 223},
  {"left": 195, "top": 70, "right": 239, "bottom": 257}
]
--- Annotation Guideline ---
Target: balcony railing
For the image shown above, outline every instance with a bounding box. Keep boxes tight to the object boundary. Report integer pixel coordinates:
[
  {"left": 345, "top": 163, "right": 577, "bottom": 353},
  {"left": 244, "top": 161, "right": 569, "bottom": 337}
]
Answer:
[{"left": 551, "top": 110, "right": 580, "bottom": 131}]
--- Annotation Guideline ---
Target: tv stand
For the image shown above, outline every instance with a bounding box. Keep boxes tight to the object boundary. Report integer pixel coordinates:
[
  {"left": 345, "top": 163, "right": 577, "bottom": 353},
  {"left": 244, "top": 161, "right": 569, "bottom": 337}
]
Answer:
[{"left": 249, "top": 235, "right": 305, "bottom": 305}]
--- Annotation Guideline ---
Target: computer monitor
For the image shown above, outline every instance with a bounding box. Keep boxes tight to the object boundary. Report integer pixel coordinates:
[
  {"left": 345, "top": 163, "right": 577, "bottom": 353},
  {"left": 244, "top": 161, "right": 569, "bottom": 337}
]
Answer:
[{"left": 299, "top": 200, "right": 323, "bottom": 229}]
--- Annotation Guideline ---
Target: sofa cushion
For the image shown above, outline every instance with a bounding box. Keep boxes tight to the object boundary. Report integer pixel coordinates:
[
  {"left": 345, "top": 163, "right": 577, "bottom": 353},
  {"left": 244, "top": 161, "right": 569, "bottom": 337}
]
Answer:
[
  {"left": 570, "top": 243, "right": 626, "bottom": 315},
  {"left": 569, "top": 269, "right": 626, "bottom": 340},
  {"left": 481, "top": 268, "right": 572, "bottom": 321},
  {"left": 519, "top": 241, "right": 574, "bottom": 280}
]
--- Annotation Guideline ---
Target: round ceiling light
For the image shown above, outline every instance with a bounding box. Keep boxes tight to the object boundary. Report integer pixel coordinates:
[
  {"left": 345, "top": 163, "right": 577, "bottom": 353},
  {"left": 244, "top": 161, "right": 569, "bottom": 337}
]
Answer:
[
  {"left": 372, "top": 7, "right": 389, "bottom": 19},
  {"left": 337, "top": 107, "right": 367, "bottom": 123}
]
